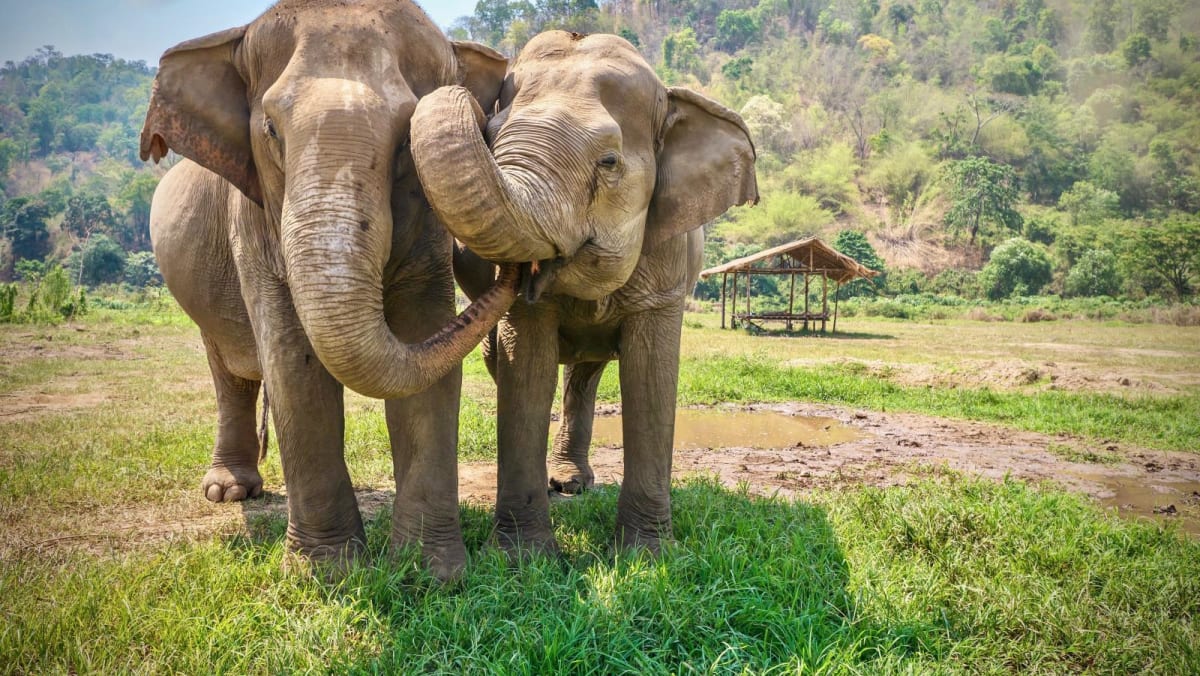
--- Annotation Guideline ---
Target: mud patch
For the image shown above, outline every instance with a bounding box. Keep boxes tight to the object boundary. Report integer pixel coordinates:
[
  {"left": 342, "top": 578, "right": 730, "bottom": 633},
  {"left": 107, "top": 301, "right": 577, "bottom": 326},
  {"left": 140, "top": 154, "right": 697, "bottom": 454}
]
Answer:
[
  {"left": 529, "top": 403, "right": 1200, "bottom": 537},
  {"left": 8, "top": 404, "right": 1198, "bottom": 559},
  {"left": 588, "top": 408, "right": 866, "bottom": 450}
]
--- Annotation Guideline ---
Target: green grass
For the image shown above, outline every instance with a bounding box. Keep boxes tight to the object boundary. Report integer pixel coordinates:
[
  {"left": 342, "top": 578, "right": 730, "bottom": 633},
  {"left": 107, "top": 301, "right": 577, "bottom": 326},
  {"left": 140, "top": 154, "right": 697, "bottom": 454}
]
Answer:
[
  {"left": 588, "top": 354, "right": 1200, "bottom": 453},
  {"left": 2, "top": 478, "right": 1197, "bottom": 673},
  {"left": 4, "top": 301, "right": 1200, "bottom": 672}
]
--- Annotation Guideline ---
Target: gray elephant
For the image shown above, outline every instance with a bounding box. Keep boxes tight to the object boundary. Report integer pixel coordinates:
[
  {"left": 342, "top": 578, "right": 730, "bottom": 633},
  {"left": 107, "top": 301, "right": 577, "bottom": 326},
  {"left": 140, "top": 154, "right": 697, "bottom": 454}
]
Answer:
[
  {"left": 142, "top": 0, "right": 519, "bottom": 579},
  {"left": 410, "top": 31, "right": 757, "bottom": 555}
]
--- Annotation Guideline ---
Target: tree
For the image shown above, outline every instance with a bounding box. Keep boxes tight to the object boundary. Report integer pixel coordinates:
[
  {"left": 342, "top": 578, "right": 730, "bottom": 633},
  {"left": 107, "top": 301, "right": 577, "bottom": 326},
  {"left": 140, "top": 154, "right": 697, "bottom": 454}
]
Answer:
[
  {"left": 1122, "top": 33, "right": 1152, "bottom": 68},
  {"left": 113, "top": 172, "right": 157, "bottom": 251},
  {"left": 123, "top": 250, "right": 162, "bottom": 287},
  {"left": 1128, "top": 216, "right": 1200, "bottom": 298},
  {"left": 979, "top": 238, "right": 1052, "bottom": 299},
  {"left": 942, "top": 156, "right": 1023, "bottom": 244},
  {"left": 716, "top": 9, "right": 761, "bottom": 52},
  {"left": 63, "top": 190, "right": 114, "bottom": 239},
  {"left": 2, "top": 197, "right": 52, "bottom": 261},
  {"left": 76, "top": 234, "right": 127, "bottom": 286},
  {"left": 1064, "top": 248, "right": 1122, "bottom": 297},
  {"left": 661, "top": 27, "right": 703, "bottom": 83},
  {"left": 833, "top": 230, "right": 886, "bottom": 297},
  {"left": 1058, "top": 181, "right": 1120, "bottom": 226}
]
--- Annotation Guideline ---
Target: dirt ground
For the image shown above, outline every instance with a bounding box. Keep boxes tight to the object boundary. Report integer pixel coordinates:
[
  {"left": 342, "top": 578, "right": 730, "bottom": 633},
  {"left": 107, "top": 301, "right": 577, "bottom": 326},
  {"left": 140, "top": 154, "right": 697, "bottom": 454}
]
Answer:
[
  {"left": 5, "top": 317, "right": 1198, "bottom": 557},
  {"left": 461, "top": 403, "right": 1200, "bottom": 536},
  {"left": 11, "top": 402, "right": 1198, "bottom": 560}
]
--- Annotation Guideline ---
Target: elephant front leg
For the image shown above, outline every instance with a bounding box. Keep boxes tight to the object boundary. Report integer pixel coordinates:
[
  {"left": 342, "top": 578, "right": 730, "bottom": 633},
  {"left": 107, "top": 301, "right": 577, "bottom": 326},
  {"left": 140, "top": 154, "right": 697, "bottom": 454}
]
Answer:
[
  {"left": 384, "top": 292, "right": 468, "bottom": 581},
  {"left": 615, "top": 306, "right": 683, "bottom": 553},
  {"left": 549, "top": 361, "right": 607, "bottom": 495},
  {"left": 259, "top": 312, "right": 365, "bottom": 575},
  {"left": 200, "top": 333, "right": 264, "bottom": 503},
  {"left": 495, "top": 303, "right": 561, "bottom": 557}
]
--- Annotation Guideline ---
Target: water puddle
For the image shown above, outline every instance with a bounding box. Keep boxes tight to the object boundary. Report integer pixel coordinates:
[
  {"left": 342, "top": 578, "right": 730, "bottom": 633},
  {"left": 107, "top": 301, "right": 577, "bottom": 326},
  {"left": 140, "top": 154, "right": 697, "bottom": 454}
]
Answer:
[
  {"left": 1082, "top": 474, "right": 1200, "bottom": 536},
  {"left": 587, "top": 409, "right": 866, "bottom": 450}
]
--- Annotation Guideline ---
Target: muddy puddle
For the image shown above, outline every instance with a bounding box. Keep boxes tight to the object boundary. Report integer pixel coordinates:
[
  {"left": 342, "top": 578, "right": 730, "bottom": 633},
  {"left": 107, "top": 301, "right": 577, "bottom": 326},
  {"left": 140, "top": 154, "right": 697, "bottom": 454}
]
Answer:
[
  {"left": 587, "top": 409, "right": 867, "bottom": 450},
  {"left": 1083, "top": 474, "right": 1200, "bottom": 535}
]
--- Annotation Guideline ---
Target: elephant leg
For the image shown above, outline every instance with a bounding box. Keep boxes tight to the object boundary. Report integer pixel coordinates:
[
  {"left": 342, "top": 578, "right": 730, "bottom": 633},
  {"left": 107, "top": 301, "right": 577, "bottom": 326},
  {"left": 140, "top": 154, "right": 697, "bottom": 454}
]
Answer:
[
  {"left": 200, "top": 332, "right": 263, "bottom": 503},
  {"left": 615, "top": 305, "right": 683, "bottom": 553},
  {"left": 384, "top": 294, "right": 468, "bottom": 582},
  {"left": 258, "top": 302, "right": 365, "bottom": 573},
  {"left": 494, "top": 302, "right": 560, "bottom": 556},
  {"left": 549, "top": 361, "right": 606, "bottom": 495}
]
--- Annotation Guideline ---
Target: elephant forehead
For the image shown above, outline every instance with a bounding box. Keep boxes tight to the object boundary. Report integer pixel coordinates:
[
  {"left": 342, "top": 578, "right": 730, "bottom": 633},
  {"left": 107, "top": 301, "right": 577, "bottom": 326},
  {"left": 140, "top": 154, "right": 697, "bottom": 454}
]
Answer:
[{"left": 244, "top": 2, "right": 453, "bottom": 94}]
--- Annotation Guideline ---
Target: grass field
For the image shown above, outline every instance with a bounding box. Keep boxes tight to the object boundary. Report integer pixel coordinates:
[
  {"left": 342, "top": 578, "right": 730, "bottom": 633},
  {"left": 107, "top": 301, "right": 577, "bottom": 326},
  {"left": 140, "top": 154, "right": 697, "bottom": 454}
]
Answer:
[{"left": 2, "top": 303, "right": 1199, "bottom": 673}]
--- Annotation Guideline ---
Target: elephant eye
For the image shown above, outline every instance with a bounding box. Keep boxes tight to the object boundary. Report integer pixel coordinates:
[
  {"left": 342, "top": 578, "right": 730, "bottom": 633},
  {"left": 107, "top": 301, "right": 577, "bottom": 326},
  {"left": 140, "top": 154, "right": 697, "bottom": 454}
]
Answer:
[
  {"left": 265, "top": 118, "right": 278, "bottom": 139},
  {"left": 597, "top": 152, "right": 620, "bottom": 170}
]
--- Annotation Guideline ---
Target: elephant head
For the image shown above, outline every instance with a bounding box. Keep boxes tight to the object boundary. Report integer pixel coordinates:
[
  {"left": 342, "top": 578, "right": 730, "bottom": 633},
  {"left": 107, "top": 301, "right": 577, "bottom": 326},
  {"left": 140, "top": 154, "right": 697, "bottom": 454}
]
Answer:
[
  {"left": 140, "top": 0, "right": 516, "bottom": 398},
  {"left": 409, "top": 30, "right": 757, "bottom": 300}
]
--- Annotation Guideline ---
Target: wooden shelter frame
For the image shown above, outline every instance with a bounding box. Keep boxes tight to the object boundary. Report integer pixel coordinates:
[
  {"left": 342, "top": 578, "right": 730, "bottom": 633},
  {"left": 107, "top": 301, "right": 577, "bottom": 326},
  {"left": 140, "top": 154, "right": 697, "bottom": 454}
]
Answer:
[{"left": 700, "top": 237, "right": 879, "bottom": 334}]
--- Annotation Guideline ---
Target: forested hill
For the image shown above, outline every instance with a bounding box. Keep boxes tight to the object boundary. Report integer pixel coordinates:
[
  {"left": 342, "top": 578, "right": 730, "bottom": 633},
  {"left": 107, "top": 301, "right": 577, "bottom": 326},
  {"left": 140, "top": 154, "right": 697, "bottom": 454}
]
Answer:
[
  {"left": 0, "top": 47, "right": 156, "bottom": 284},
  {"left": 2, "top": 1, "right": 1198, "bottom": 301}
]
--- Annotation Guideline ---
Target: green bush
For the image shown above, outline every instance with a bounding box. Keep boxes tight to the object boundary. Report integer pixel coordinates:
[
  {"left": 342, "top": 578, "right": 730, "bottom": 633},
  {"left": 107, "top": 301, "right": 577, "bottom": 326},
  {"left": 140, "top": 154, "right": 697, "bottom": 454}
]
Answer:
[
  {"left": 123, "top": 251, "right": 162, "bottom": 288},
  {"left": 980, "top": 238, "right": 1054, "bottom": 300},
  {"left": 1065, "top": 249, "right": 1122, "bottom": 297},
  {"left": 77, "top": 234, "right": 127, "bottom": 287}
]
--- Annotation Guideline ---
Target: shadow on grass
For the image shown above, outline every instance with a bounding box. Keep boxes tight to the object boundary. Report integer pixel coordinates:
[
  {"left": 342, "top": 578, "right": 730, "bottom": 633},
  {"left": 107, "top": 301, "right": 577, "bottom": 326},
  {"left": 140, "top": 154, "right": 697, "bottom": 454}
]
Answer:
[{"left": 225, "top": 478, "right": 940, "bottom": 671}]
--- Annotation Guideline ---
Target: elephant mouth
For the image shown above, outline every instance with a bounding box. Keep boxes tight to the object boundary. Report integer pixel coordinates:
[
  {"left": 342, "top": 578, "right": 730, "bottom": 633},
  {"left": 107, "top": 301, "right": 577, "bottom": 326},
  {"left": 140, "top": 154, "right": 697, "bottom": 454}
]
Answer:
[{"left": 520, "top": 257, "right": 567, "bottom": 303}]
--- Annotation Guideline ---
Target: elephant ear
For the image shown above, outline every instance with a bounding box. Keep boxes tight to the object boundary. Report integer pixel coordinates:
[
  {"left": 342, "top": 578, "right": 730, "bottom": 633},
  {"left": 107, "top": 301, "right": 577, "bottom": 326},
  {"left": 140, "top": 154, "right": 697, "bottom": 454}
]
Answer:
[
  {"left": 452, "top": 41, "right": 508, "bottom": 115},
  {"left": 139, "top": 26, "right": 261, "bottom": 206},
  {"left": 644, "top": 87, "right": 758, "bottom": 254}
]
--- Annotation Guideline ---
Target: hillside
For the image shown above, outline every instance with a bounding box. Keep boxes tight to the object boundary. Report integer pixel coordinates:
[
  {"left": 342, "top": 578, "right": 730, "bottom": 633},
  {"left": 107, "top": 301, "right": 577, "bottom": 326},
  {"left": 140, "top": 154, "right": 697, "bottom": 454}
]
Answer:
[
  {"left": 2, "top": 1, "right": 1198, "bottom": 301},
  {"left": 0, "top": 47, "right": 158, "bottom": 284}
]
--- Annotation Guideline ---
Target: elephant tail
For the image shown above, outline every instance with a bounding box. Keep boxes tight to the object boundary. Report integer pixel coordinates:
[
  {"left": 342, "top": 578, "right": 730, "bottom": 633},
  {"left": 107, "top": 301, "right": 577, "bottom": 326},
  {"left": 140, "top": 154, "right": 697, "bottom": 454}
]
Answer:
[{"left": 258, "top": 385, "right": 270, "bottom": 463}]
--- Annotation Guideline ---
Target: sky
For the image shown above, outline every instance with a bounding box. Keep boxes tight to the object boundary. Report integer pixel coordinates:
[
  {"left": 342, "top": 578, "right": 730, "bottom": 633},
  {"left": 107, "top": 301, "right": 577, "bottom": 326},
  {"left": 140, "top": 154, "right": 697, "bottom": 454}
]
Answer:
[{"left": 0, "top": 0, "right": 480, "bottom": 66}]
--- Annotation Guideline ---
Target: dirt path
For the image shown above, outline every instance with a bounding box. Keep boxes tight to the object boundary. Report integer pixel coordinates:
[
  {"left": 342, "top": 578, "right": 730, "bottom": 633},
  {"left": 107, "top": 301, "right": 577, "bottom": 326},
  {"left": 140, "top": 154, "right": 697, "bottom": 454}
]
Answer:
[{"left": 8, "top": 403, "right": 1198, "bottom": 558}]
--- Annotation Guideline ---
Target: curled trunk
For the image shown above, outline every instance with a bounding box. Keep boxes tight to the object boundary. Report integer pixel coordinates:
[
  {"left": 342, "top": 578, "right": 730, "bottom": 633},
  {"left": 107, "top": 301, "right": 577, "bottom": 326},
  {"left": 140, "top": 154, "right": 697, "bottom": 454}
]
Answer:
[
  {"left": 410, "top": 86, "right": 560, "bottom": 264},
  {"left": 282, "top": 135, "right": 518, "bottom": 400}
]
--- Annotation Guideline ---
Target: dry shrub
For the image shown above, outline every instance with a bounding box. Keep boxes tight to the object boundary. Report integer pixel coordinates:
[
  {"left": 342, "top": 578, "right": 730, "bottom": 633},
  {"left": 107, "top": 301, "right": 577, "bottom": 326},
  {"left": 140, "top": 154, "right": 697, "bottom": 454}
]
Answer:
[
  {"left": 1022, "top": 308, "right": 1057, "bottom": 323},
  {"left": 1154, "top": 305, "right": 1200, "bottom": 327},
  {"left": 966, "top": 307, "right": 1002, "bottom": 322}
]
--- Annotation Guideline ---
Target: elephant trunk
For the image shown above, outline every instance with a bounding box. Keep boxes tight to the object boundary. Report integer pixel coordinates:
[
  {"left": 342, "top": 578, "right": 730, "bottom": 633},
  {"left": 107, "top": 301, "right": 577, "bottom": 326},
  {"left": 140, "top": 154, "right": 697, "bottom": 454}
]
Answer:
[
  {"left": 410, "top": 86, "right": 565, "bottom": 264},
  {"left": 281, "top": 125, "right": 518, "bottom": 400}
]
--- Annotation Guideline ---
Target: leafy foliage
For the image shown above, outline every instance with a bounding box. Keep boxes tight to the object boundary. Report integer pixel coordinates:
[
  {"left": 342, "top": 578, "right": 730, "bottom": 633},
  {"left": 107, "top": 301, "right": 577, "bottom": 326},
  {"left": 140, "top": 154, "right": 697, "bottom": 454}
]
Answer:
[
  {"left": 833, "top": 229, "right": 885, "bottom": 298},
  {"left": 943, "top": 156, "right": 1023, "bottom": 244},
  {"left": 980, "top": 238, "right": 1054, "bottom": 299}
]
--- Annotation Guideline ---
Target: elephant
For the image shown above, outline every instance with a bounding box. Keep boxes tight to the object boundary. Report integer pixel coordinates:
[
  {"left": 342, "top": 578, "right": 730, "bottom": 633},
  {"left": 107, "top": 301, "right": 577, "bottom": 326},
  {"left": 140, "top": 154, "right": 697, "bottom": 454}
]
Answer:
[
  {"left": 141, "top": 0, "right": 520, "bottom": 580},
  {"left": 409, "top": 30, "right": 757, "bottom": 555}
]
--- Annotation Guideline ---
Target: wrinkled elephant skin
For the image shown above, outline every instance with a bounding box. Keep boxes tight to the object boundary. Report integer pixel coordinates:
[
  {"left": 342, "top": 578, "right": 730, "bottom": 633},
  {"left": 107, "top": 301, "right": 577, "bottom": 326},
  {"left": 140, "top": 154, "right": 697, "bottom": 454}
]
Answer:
[
  {"left": 411, "top": 31, "right": 758, "bottom": 555},
  {"left": 144, "top": 0, "right": 517, "bottom": 580}
]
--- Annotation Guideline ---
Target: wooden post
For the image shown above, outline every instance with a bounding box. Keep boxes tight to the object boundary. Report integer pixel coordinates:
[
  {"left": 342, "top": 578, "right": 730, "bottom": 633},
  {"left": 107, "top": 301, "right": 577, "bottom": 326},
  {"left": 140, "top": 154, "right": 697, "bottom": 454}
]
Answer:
[
  {"left": 745, "top": 269, "right": 751, "bottom": 319},
  {"left": 720, "top": 272, "right": 727, "bottom": 329},
  {"left": 805, "top": 248, "right": 814, "bottom": 332},
  {"left": 803, "top": 273, "right": 810, "bottom": 332},
  {"left": 787, "top": 271, "right": 795, "bottom": 332},
  {"left": 730, "top": 270, "right": 738, "bottom": 328},
  {"left": 833, "top": 281, "right": 841, "bottom": 333},
  {"left": 821, "top": 274, "right": 828, "bottom": 333}
]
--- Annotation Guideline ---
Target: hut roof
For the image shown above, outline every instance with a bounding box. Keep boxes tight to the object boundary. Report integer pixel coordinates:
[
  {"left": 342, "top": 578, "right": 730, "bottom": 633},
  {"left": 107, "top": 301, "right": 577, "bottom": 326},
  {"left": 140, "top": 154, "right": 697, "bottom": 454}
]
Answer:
[{"left": 699, "top": 236, "right": 880, "bottom": 284}]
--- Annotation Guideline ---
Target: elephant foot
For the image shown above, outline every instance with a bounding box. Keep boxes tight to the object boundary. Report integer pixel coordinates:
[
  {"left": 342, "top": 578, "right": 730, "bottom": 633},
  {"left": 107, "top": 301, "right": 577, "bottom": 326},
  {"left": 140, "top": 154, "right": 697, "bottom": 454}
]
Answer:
[
  {"left": 202, "top": 464, "right": 264, "bottom": 502},
  {"left": 493, "top": 527, "right": 561, "bottom": 562},
  {"left": 391, "top": 511, "right": 468, "bottom": 583},
  {"left": 389, "top": 540, "right": 467, "bottom": 583},
  {"left": 282, "top": 537, "right": 367, "bottom": 582},
  {"left": 615, "top": 520, "right": 673, "bottom": 556},
  {"left": 548, "top": 461, "right": 594, "bottom": 495}
]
